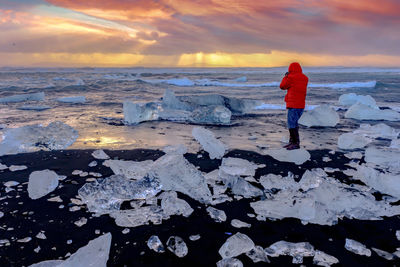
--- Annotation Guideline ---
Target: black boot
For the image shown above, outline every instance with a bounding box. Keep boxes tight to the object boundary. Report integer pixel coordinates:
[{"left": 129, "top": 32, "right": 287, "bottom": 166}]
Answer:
[
  {"left": 283, "top": 129, "right": 295, "bottom": 148},
  {"left": 287, "top": 127, "right": 300, "bottom": 150}
]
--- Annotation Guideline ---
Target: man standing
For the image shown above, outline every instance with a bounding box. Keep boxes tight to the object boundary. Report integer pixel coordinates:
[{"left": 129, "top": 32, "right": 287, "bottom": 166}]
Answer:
[{"left": 280, "top": 62, "right": 308, "bottom": 150}]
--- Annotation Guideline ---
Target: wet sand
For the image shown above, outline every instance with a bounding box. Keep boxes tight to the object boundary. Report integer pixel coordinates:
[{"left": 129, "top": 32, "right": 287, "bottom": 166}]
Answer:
[{"left": 0, "top": 148, "right": 399, "bottom": 266}]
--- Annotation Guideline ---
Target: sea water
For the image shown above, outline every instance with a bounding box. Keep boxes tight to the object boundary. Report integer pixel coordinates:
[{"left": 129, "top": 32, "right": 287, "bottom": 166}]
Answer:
[{"left": 0, "top": 67, "right": 399, "bottom": 152}]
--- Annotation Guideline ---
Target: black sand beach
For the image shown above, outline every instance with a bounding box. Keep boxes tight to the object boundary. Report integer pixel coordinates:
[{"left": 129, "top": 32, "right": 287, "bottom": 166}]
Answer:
[{"left": 1, "top": 148, "right": 399, "bottom": 266}]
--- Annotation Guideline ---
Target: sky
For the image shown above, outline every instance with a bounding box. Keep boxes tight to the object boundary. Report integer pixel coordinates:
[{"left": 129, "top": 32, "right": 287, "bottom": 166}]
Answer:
[{"left": 0, "top": 0, "right": 399, "bottom": 67}]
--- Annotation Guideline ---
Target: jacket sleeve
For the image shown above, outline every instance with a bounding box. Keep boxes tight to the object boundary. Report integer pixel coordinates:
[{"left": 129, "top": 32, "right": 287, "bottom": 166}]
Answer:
[{"left": 280, "top": 76, "right": 291, "bottom": 90}]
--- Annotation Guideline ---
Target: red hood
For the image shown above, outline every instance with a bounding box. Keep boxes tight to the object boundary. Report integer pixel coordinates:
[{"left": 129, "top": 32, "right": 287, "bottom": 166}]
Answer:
[{"left": 288, "top": 62, "right": 302, "bottom": 73}]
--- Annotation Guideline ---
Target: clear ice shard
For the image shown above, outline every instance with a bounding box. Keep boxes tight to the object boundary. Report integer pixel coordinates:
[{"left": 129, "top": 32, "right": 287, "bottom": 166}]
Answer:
[
  {"left": 150, "top": 153, "right": 212, "bottom": 204},
  {"left": 371, "top": 247, "right": 394, "bottom": 260},
  {"left": 353, "top": 123, "right": 399, "bottom": 140},
  {"left": 0, "top": 121, "right": 78, "bottom": 156},
  {"left": 206, "top": 206, "right": 227, "bottom": 222},
  {"left": 92, "top": 150, "right": 110, "bottom": 160},
  {"left": 161, "top": 89, "right": 191, "bottom": 111},
  {"left": 0, "top": 92, "right": 45, "bottom": 103},
  {"left": 264, "top": 148, "right": 310, "bottom": 165},
  {"left": 230, "top": 177, "right": 263, "bottom": 198},
  {"left": 78, "top": 175, "right": 162, "bottom": 215},
  {"left": 219, "top": 157, "right": 259, "bottom": 177},
  {"left": 110, "top": 205, "right": 164, "bottom": 227},
  {"left": 231, "top": 219, "right": 251, "bottom": 228},
  {"left": 313, "top": 250, "right": 339, "bottom": 267},
  {"left": 123, "top": 101, "right": 160, "bottom": 124},
  {"left": 338, "top": 93, "right": 377, "bottom": 108},
  {"left": 28, "top": 170, "right": 59, "bottom": 200},
  {"left": 189, "top": 105, "right": 231, "bottom": 125},
  {"left": 260, "top": 174, "right": 296, "bottom": 191},
  {"left": 265, "top": 241, "right": 315, "bottom": 264},
  {"left": 103, "top": 159, "right": 154, "bottom": 180},
  {"left": 166, "top": 236, "right": 188, "bottom": 257},
  {"left": 29, "top": 233, "right": 111, "bottom": 267},
  {"left": 345, "top": 103, "right": 400, "bottom": 121},
  {"left": 216, "top": 258, "right": 243, "bottom": 267},
  {"left": 344, "top": 238, "right": 371, "bottom": 257},
  {"left": 299, "top": 104, "right": 340, "bottom": 127},
  {"left": 219, "top": 232, "right": 255, "bottom": 259},
  {"left": 364, "top": 147, "right": 400, "bottom": 172},
  {"left": 192, "top": 127, "right": 227, "bottom": 159},
  {"left": 147, "top": 235, "right": 165, "bottom": 253},
  {"left": 160, "top": 191, "right": 194, "bottom": 218},
  {"left": 245, "top": 246, "right": 270, "bottom": 263},
  {"left": 337, "top": 133, "right": 371, "bottom": 150}
]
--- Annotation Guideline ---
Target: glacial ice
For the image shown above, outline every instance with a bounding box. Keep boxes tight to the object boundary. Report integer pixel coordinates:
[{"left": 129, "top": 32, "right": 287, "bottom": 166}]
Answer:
[
  {"left": 231, "top": 219, "right": 251, "bottom": 228},
  {"left": 260, "top": 174, "right": 298, "bottom": 191},
  {"left": 160, "top": 191, "right": 194, "bottom": 218},
  {"left": 390, "top": 139, "right": 400, "bottom": 149},
  {"left": 92, "top": 149, "right": 110, "bottom": 160},
  {"left": 219, "top": 232, "right": 255, "bottom": 259},
  {"left": 251, "top": 168, "right": 400, "bottom": 225},
  {"left": 353, "top": 123, "right": 399, "bottom": 140},
  {"left": 0, "top": 121, "right": 78, "bottom": 156},
  {"left": 189, "top": 105, "right": 232, "bottom": 125},
  {"left": 28, "top": 170, "right": 59, "bottom": 200},
  {"left": 299, "top": 105, "right": 340, "bottom": 127},
  {"left": 78, "top": 175, "right": 162, "bottom": 215},
  {"left": 313, "top": 250, "right": 339, "bottom": 267},
  {"left": 230, "top": 177, "right": 263, "bottom": 198},
  {"left": 216, "top": 258, "right": 243, "bottom": 267},
  {"left": 339, "top": 93, "right": 378, "bottom": 108},
  {"left": 364, "top": 147, "right": 400, "bottom": 172},
  {"left": 166, "top": 236, "right": 188, "bottom": 257},
  {"left": 123, "top": 101, "right": 160, "bottom": 125},
  {"left": 345, "top": 238, "right": 371, "bottom": 257},
  {"left": 246, "top": 246, "right": 270, "bottom": 263},
  {"left": 110, "top": 205, "right": 164, "bottom": 227},
  {"left": 345, "top": 103, "right": 400, "bottom": 121},
  {"left": 192, "top": 127, "right": 227, "bottom": 159},
  {"left": 219, "top": 157, "right": 259, "bottom": 177},
  {"left": 147, "top": 235, "right": 165, "bottom": 253},
  {"left": 371, "top": 247, "right": 394, "bottom": 260},
  {"left": 206, "top": 206, "right": 227, "bottom": 222},
  {"left": 103, "top": 159, "right": 154, "bottom": 180},
  {"left": 235, "top": 76, "right": 247, "bottom": 82},
  {"left": 0, "top": 92, "right": 45, "bottom": 103},
  {"left": 265, "top": 241, "right": 315, "bottom": 264},
  {"left": 56, "top": 96, "right": 86, "bottom": 104},
  {"left": 264, "top": 148, "right": 310, "bottom": 165},
  {"left": 30, "top": 233, "right": 111, "bottom": 267},
  {"left": 18, "top": 105, "right": 51, "bottom": 111},
  {"left": 337, "top": 133, "right": 371, "bottom": 149},
  {"left": 162, "top": 89, "right": 191, "bottom": 111},
  {"left": 150, "top": 153, "right": 212, "bottom": 203}
]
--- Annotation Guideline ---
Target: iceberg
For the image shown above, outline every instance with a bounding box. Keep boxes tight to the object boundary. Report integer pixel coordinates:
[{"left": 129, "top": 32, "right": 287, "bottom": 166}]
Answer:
[
  {"left": 56, "top": 96, "right": 86, "bottom": 104},
  {"left": 313, "top": 250, "right": 339, "bottom": 267},
  {"left": 264, "top": 148, "right": 310, "bottom": 165},
  {"left": 345, "top": 103, "right": 400, "bottom": 121},
  {"left": 0, "top": 92, "right": 45, "bottom": 103},
  {"left": 192, "top": 127, "right": 227, "bottom": 159},
  {"left": 161, "top": 89, "right": 191, "bottom": 111},
  {"left": 299, "top": 105, "right": 339, "bottom": 127},
  {"left": 0, "top": 121, "right": 78, "bottom": 156},
  {"left": 123, "top": 101, "right": 160, "bottom": 125},
  {"left": 337, "top": 133, "right": 371, "bottom": 149},
  {"left": 345, "top": 239, "right": 371, "bottom": 257},
  {"left": 235, "top": 76, "right": 247, "bottom": 82},
  {"left": 219, "top": 233, "right": 255, "bottom": 259},
  {"left": 231, "top": 219, "right": 251, "bottom": 229},
  {"left": 339, "top": 93, "right": 378, "bottom": 108},
  {"left": 28, "top": 170, "right": 59, "bottom": 200},
  {"left": 230, "top": 177, "right": 263, "bottom": 198}
]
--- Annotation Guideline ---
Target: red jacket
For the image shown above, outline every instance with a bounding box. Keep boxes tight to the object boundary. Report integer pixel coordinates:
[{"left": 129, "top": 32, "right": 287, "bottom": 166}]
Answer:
[{"left": 280, "top": 62, "right": 308, "bottom": 109}]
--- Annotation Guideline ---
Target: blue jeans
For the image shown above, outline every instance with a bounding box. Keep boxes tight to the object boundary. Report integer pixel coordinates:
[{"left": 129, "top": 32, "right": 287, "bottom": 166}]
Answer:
[{"left": 287, "top": 108, "right": 304, "bottom": 129}]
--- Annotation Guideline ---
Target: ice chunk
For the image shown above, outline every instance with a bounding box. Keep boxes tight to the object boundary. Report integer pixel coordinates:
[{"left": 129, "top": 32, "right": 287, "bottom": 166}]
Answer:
[
  {"left": 150, "top": 154, "right": 212, "bottom": 203},
  {"left": 123, "top": 101, "right": 160, "bottom": 125},
  {"left": 4, "top": 181, "right": 19, "bottom": 187},
  {"left": 189, "top": 105, "right": 231, "bottom": 125},
  {"left": 345, "top": 103, "right": 400, "bottom": 121},
  {"left": 260, "top": 174, "right": 297, "bottom": 191},
  {"left": 339, "top": 93, "right": 377, "bottom": 108},
  {"left": 147, "top": 235, "right": 165, "bottom": 253},
  {"left": 189, "top": 235, "right": 201, "bottom": 241},
  {"left": 246, "top": 246, "right": 269, "bottom": 263},
  {"left": 207, "top": 206, "right": 227, "bottom": 222},
  {"left": 110, "top": 205, "right": 164, "bottom": 227},
  {"left": 299, "top": 105, "right": 339, "bottom": 127},
  {"left": 216, "top": 258, "right": 243, "bottom": 267},
  {"left": 337, "top": 133, "right": 371, "bottom": 150},
  {"left": 160, "top": 191, "right": 194, "bottom": 218},
  {"left": 219, "top": 157, "right": 259, "bottom": 177},
  {"left": 28, "top": 170, "right": 59, "bottom": 200},
  {"left": 92, "top": 150, "right": 110, "bottom": 160},
  {"left": 56, "top": 96, "right": 86, "bottom": 104},
  {"left": 371, "top": 247, "right": 394, "bottom": 260},
  {"left": 265, "top": 241, "right": 315, "bottom": 264},
  {"left": 166, "top": 236, "right": 188, "bottom": 257},
  {"left": 345, "top": 239, "right": 371, "bottom": 257},
  {"left": 103, "top": 159, "right": 154, "bottom": 180},
  {"left": 313, "top": 250, "right": 339, "bottom": 267},
  {"left": 298, "top": 169, "right": 326, "bottom": 191},
  {"left": 353, "top": 123, "right": 399, "bottom": 140},
  {"left": 265, "top": 148, "right": 310, "bottom": 165},
  {"left": 162, "top": 144, "right": 187, "bottom": 155},
  {"left": 0, "top": 92, "right": 45, "bottom": 103},
  {"left": 231, "top": 177, "right": 263, "bottom": 198},
  {"left": 74, "top": 217, "right": 87, "bottom": 227},
  {"left": 0, "top": 121, "right": 78, "bottom": 156},
  {"left": 9, "top": 165, "right": 27, "bottom": 172},
  {"left": 231, "top": 219, "right": 251, "bottom": 228},
  {"left": 390, "top": 139, "right": 400, "bottom": 149},
  {"left": 192, "top": 127, "right": 227, "bottom": 159},
  {"left": 162, "top": 89, "right": 191, "bottom": 111},
  {"left": 219, "top": 232, "right": 255, "bottom": 259},
  {"left": 29, "top": 260, "right": 64, "bottom": 267},
  {"left": 78, "top": 175, "right": 162, "bottom": 215},
  {"left": 18, "top": 105, "right": 51, "bottom": 111},
  {"left": 0, "top": 163, "right": 7, "bottom": 170},
  {"left": 365, "top": 147, "right": 400, "bottom": 171},
  {"left": 235, "top": 76, "right": 247, "bottom": 82},
  {"left": 396, "top": 230, "right": 400, "bottom": 240}
]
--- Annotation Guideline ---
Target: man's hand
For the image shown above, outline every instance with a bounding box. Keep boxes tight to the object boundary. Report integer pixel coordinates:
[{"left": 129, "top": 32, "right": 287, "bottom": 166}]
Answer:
[{"left": 285, "top": 72, "right": 289, "bottom": 77}]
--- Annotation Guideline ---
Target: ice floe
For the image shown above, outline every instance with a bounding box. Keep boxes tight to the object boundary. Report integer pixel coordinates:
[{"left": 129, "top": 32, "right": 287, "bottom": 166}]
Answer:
[
  {"left": 0, "top": 121, "right": 78, "bottom": 156},
  {"left": 353, "top": 123, "right": 399, "bottom": 140},
  {"left": 231, "top": 219, "right": 251, "bottom": 228},
  {"left": 28, "top": 170, "right": 59, "bottom": 200},
  {"left": 192, "top": 127, "right": 227, "bottom": 159},
  {"left": 160, "top": 191, "right": 193, "bottom": 218},
  {"left": 299, "top": 104, "right": 340, "bottom": 127},
  {"left": 18, "top": 105, "right": 51, "bottom": 111}
]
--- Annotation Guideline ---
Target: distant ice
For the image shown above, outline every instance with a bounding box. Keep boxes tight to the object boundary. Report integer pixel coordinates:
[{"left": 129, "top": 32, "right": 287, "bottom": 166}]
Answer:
[
  {"left": 17, "top": 105, "right": 51, "bottom": 111},
  {"left": 56, "top": 96, "right": 86, "bottom": 104},
  {"left": 339, "top": 93, "right": 377, "bottom": 108},
  {"left": 0, "top": 92, "right": 45, "bottom": 103}
]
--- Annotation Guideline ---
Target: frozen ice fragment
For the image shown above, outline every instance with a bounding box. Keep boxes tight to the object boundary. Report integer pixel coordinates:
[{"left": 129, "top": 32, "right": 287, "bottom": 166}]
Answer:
[
  {"left": 0, "top": 92, "right": 45, "bottom": 103},
  {"left": 123, "top": 101, "right": 159, "bottom": 125},
  {"left": 28, "top": 170, "right": 59, "bottom": 200},
  {"left": 74, "top": 217, "right": 87, "bottom": 227},
  {"left": 219, "top": 232, "right": 255, "bottom": 259},
  {"left": 231, "top": 177, "right": 263, "bottom": 198},
  {"left": 246, "top": 246, "right": 270, "bottom": 263},
  {"left": 56, "top": 96, "right": 86, "bottom": 104},
  {"left": 231, "top": 219, "right": 251, "bottom": 228},
  {"left": 265, "top": 148, "right": 310, "bottom": 165},
  {"left": 189, "top": 235, "right": 201, "bottom": 241},
  {"left": 4, "top": 181, "right": 19, "bottom": 187},
  {"left": 337, "top": 133, "right": 371, "bottom": 150},
  {"left": 345, "top": 239, "right": 371, "bottom": 257},
  {"left": 354, "top": 123, "right": 399, "bottom": 140},
  {"left": 161, "top": 191, "right": 193, "bottom": 218},
  {"left": 345, "top": 103, "right": 400, "bottom": 121},
  {"left": 103, "top": 159, "right": 153, "bottom": 180},
  {"left": 9, "top": 165, "right": 27, "bottom": 172},
  {"left": 207, "top": 206, "right": 227, "bottom": 222},
  {"left": 219, "top": 157, "right": 259, "bottom": 177},
  {"left": 371, "top": 247, "right": 394, "bottom": 260},
  {"left": 92, "top": 150, "right": 110, "bottom": 160},
  {"left": 147, "top": 235, "right": 165, "bottom": 253},
  {"left": 166, "top": 236, "right": 188, "bottom": 257},
  {"left": 192, "top": 127, "right": 226, "bottom": 159},
  {"left": 110, "top": 206, "right": 164, "bottom": 227},
  {"left": 313, "top": 250, "right": 339, "bottom": 267},
  {"left": 216, "top": 258, "right": 243, "bottom": 267},
  {"left": 339, "top": 93, "right": 377, "bottom": 108},
  {"left": 299, "top": 105, "right": 339, "bottom": 127}
]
